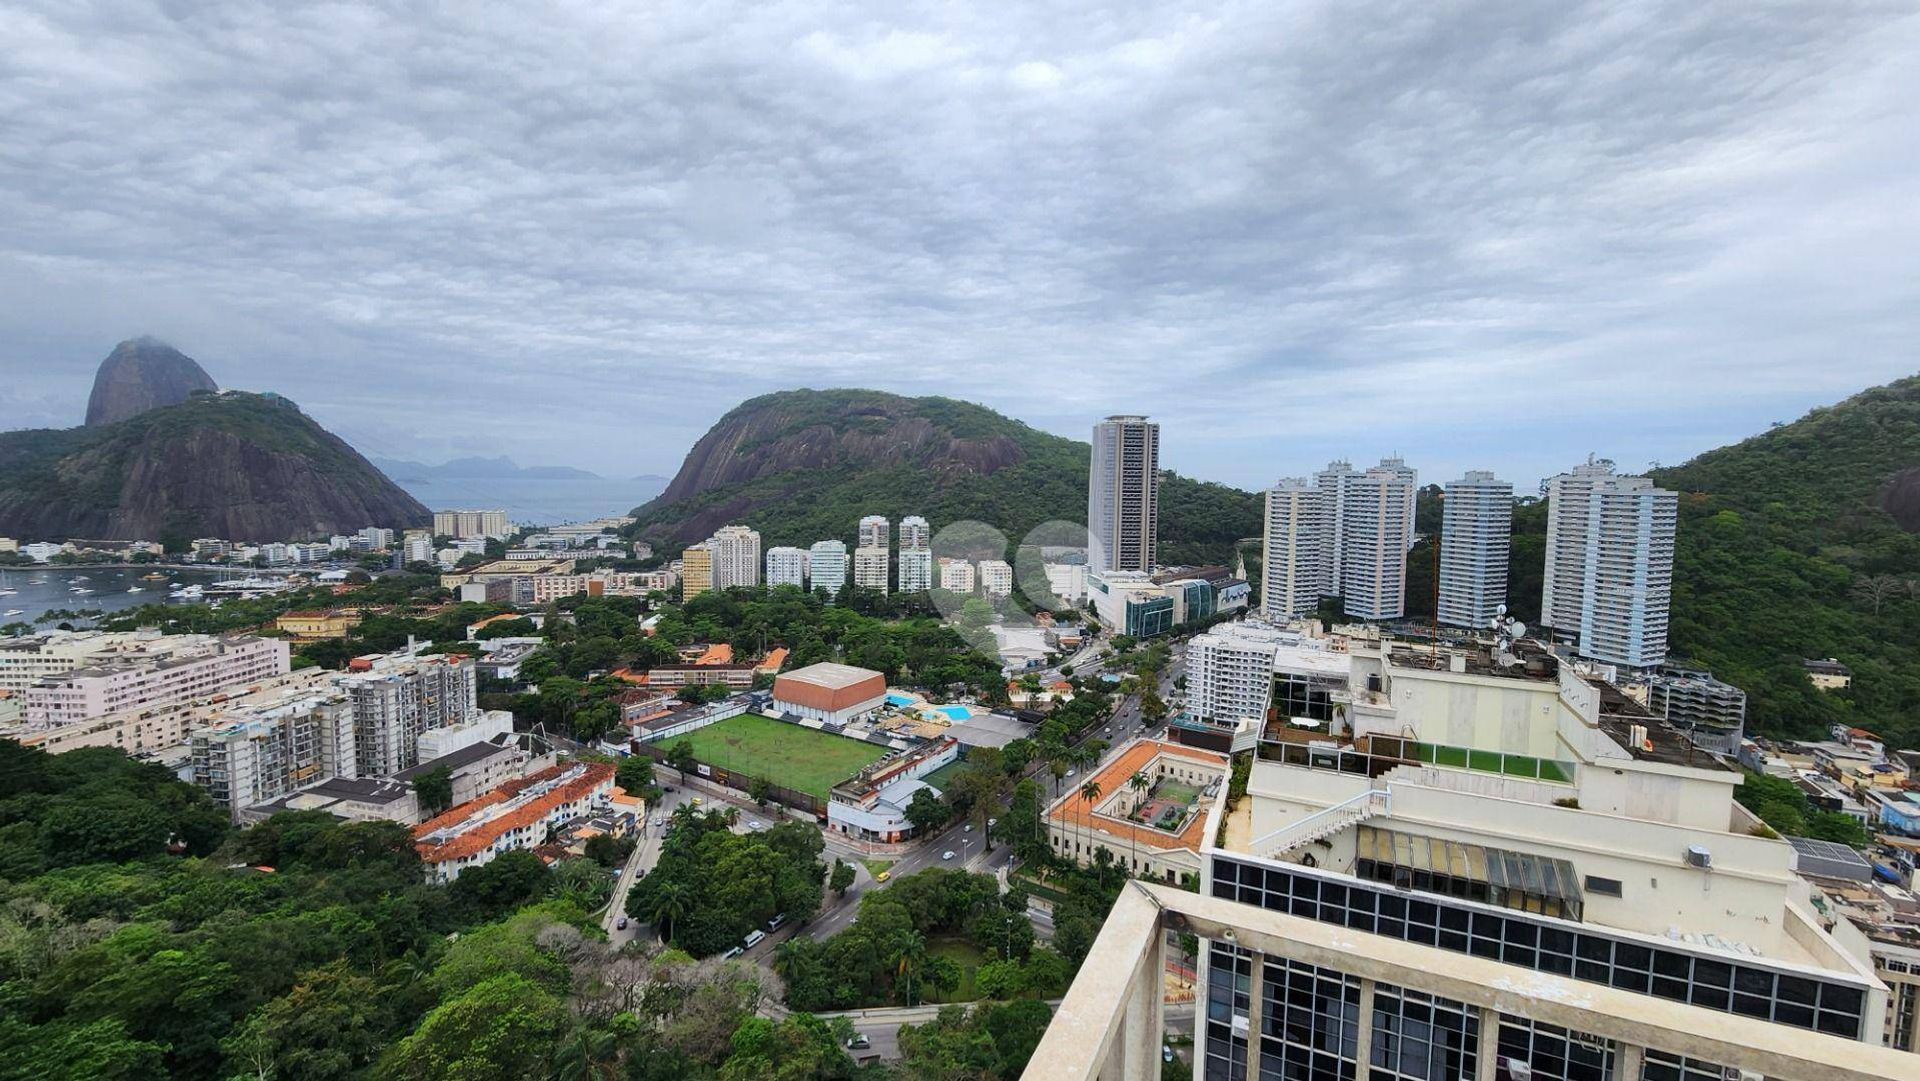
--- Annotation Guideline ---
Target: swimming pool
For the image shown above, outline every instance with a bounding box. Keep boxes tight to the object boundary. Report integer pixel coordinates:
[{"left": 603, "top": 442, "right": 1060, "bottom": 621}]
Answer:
[
  {"left": 937, "top": 706, "right": 973, "bottom": 721},
  {"left": 885, "top": 692, "right": 919, "bottom": 707}
]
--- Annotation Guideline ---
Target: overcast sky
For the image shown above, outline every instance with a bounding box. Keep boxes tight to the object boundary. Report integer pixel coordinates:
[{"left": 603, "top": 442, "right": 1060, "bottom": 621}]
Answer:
[{"left": 2, "top": 2, "right": 1916, "bottom": 492}]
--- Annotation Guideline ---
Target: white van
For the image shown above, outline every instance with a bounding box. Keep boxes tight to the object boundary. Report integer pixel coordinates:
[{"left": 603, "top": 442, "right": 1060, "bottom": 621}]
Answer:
[{"left": 744, "top": 930, "right": 766, "bottom": 949}]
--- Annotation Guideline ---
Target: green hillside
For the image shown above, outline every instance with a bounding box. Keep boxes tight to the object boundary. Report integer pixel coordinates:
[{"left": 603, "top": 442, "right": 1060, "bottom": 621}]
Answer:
[
  {"left": 630, "top": 389, "right": 1259, "bottom": 566},
  {"left": 1648, "top": 376, "right": 1920, "bottom": 746}
]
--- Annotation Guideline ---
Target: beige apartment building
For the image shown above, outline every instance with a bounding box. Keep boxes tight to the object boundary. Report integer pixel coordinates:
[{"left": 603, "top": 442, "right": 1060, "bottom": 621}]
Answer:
[{"left": 1026, "top": 632, "right": 1906, "bottom": 1080}]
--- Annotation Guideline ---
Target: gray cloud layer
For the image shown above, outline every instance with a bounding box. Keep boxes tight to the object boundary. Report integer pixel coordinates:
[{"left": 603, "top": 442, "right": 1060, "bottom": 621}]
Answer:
[{"left": 1, "top": 1, "right": 1915, "bottom": 490}]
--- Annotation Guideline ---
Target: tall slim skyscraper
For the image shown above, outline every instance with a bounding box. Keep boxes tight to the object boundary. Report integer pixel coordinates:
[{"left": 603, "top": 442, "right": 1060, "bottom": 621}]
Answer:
[
  {"left": 1542, "top": 458, "right": 1677, "bottom": 668},
  {"left": 1438, "top": 470, "right": 1512, "bottom": 629},
  {"left": 765, "top": 546, "right": 809, "bottom": 589},
  {"left": 1313, "top": 459, "right": 1362, "bottom": 569},
  {"left": 857, "top": 515, "right": 890, "bottom": 550},
  {"left": 1261, "top": 478, "right": 1326, "bottom": 620},
  {"left": 706, "top": 525, "right": 761, "bottom": 590},
  {"left": 898, "top": 515, "right": 930, "bottom": 549},
  {"left": 1337, "top": 461, "right": 1416, "bottom": 620},
  {"left": 1087, "top": 415, "right": 1160, "bottom": 574},
  {"left": 807, "top": 540, "right": 847, "bottom": 596}
]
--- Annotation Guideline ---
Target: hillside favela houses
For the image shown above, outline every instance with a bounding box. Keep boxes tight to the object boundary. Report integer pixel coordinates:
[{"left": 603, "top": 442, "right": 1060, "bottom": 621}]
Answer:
[{"left": 1025, "top": 621, "right": 1915, "bottom": 1080}]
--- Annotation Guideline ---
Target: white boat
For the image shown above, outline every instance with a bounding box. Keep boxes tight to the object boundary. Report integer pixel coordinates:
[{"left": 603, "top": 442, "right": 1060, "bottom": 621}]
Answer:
[
  {"left": 71, "top": 588, "right": 93, "bottom": 595},
  {"left": 127, "top": 586, "right": 143, "bottom": 593},
  {"left": 4, "top": 609, "right": 23, "bottom": 617},
  {"left": 0, "top": 590, "right": 15, "bottom": 597}
]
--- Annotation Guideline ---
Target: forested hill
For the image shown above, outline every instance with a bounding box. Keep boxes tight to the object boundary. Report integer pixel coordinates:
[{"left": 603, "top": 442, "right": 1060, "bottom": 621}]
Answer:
[
  {"left": 1642, "top": 374, "right": 1920, "bottom": 746},
  {"left": 0, "top": 390, "right": 428, "bottom": 543},
  {"left": 629, "top": 389, "right": 1260, "bottom": 565}
]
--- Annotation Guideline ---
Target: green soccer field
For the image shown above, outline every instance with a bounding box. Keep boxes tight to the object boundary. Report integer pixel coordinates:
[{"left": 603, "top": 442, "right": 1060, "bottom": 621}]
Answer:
[{"left": 673, "top": 713, "right": 888, "bottom": 800}]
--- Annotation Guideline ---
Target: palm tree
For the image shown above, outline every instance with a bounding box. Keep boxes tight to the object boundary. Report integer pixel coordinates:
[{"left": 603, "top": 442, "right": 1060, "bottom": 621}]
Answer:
[
  {"left": 1078, "top": 780, "right": 1103, "bottom": 865},
  {"left": 1127, "top": 771, "right": 1151, "bottom": 876},
  {"left": 642, "top": 879, "right": 693, "bottom": 943},
  {"left": 772, "top": 939, "right": 807, "bottom": 985},
  {"left": 894, "top": 931, "right": 930, "bottom": 1006},
  {"left": 552, "top": 1027, "right": 621, "bottom": 1081}
]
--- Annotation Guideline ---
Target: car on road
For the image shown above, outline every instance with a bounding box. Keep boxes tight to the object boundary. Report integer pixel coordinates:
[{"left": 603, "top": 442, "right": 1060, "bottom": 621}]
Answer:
[
  {"left": 1163, "top": 1045, "right": 1174, "bottom": 1063},
  {"left": 744, "top": 930, "right": 766, "bottom": 949},
  {"left": 846, "top": 1035, "right": 872, "bottom": 1050},
  {"left": 987, "top": 818, "right": 997, "bottom": 828},
  {"left": 617, "top": 917, "right": 629, "bottom": 930},
  {"left": 722, "top": 945, "right": 743, "bottom": 960},
  {"left": 876, "top": 869, "right": 891, "bottom": 882},
  {"left": 766, "top": 914, "right": 787, "bottom": 931},
  {"left": 962, "top": 823, "right": 972, "bottom": 832},
  {"left": 941, "top": 850, "right": 957, "bottom": 860}
]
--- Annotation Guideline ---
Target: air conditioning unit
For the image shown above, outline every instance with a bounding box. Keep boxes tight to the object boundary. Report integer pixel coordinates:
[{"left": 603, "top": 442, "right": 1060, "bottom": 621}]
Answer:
[{"left": 1685, "top": 845, "right": 1712, "bottom": 869}]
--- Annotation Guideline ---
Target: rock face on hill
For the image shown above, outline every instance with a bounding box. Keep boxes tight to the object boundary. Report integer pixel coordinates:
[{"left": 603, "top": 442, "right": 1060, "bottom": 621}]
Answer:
[
  {"left": 84, "top": 337, "right": 219, "bottom": 427},
  {"left": 0, "top": 389, "right": 428, "bottom": 543}
]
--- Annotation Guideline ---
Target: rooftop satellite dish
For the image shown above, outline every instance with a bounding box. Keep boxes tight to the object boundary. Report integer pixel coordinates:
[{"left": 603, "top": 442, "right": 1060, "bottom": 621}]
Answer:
[
  {"left": 1509, "top": 621, "right": 1526, "bottom": 639},
  {"left": 1496, "top": 603, "right": 1508, "bottom": 616}
]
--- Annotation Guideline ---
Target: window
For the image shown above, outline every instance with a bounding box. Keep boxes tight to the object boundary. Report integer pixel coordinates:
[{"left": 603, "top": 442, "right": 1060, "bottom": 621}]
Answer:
[
  {"left": 1584, "top": 875, "right": 1623, "bottom": 897},
  {"left": 1209, "top": 854, "right": 1869, "bottom": 1039}
]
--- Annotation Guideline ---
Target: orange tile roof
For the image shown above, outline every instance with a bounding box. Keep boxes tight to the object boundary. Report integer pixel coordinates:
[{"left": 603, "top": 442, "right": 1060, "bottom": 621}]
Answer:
[
  {"left": 413, "top": 762, "right": 615, "bottom": 864},
  {"left": 696, "top": 643, "right": 734, "bottom": 665},
  {"left": 756, "top": 647, "right": 789, "bottom": 673},
  {"left": 468, "top": 613, "right": 522, "bottom": 631},
  {"left": 1048, "top": 740, "right": 1227, "bottom": 853}
]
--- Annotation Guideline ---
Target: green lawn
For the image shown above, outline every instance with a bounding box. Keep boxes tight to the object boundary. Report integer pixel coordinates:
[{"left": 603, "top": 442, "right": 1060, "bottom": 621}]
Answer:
[
  {"left": 673, "top": 714, "right": 887, "bottom": 800},
  {"left": 925, "top": 936, "right": 987, "bottom": 1004},
  {"left": 921, "top": 759, "right": 968, "bottom": 794}
]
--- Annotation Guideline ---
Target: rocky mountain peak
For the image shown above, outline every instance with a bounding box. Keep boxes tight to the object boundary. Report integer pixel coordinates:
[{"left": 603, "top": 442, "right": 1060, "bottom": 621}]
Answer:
[{"left": 84, "top": 337, "right": 219, "bottom": 427}]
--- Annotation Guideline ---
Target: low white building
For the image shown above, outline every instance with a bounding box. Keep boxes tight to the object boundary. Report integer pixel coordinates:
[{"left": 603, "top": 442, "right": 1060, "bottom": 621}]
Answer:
[{"left": 827, "top": 738, "right": 960, "bottom": 842}]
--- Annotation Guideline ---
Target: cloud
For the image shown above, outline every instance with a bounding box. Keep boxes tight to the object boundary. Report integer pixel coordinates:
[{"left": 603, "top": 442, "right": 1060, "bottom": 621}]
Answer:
[{"left": 0, "top": 0, "right": 1914, "bottom": 492}]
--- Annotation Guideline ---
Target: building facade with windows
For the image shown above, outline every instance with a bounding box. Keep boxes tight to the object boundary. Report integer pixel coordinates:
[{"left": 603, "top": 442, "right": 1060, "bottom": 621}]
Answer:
[
  {"left": 858, "top": 515, "right": 890, "bottom": 550},
  {"left": 897, "top": 546, "right": 933, "bottom": 593},
  {"left": 766, "top": 546, "right": 809, "bottom": 589},
  {"left": 978, "top": 559, "right": 1014, "bottom": 598},
  {"left": 1087, "top": 415, "right": 1160, "bottom": 575},
  {"left": 898, "top": 515, "right": 930, "bottom": 549},
  {"left": 1543, "top": 458, "right": 1677, "bottom": 669},
  {"left": 679, "top": 544, "right": 713, "bottom": 598},
  {"left": 808, "top": 540, "right": 848, "bottom": 595},
  {"left": 1438, "top": 470, "right": 1512, "bottom": 629},
  {"left": 939, "top": 558, "right": 976, "bottom": 593},
  {"left": 706, "top": 525, "right": 761, "bottom": 590},
  {"left": 1025, "top": 633, "right": 1898, "bottom": 1081},
  {"left": 1261, "top": 478, "right": 1327, "bottom": 620},
  {"left": 853, "top": 546, "right": 890, "bottom": 592}
]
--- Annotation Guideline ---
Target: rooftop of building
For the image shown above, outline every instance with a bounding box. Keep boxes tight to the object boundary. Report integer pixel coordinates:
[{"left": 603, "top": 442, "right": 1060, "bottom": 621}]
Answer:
[
  {"left": 413, "top": 761, "right": 615, "bottom": 863},
  {"left": 1591, "top": 677, "right": 1733, "bottom": 771},
  {"left": 775, "top": 661, "right": 884, "bottom": 691},
  {"left": 1048, "top": 739, "right": 1229, "bottom": 853},
  {"left": 392, "top": 735, "right": 515, "bottom": 781},
  {"left": 256, "top": 775, "right": 413, "bottom": 814}
]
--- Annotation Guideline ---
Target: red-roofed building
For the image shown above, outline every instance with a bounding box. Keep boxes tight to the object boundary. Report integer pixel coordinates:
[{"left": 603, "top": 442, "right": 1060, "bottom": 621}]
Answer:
[{"left": 412, "top": 761, "right": 615, "bottom": 882}]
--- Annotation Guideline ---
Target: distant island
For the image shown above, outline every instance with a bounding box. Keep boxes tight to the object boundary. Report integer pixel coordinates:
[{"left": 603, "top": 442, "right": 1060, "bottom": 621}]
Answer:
[{"left": 373, "top": 455, "right": 607, "bottom": 481}]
